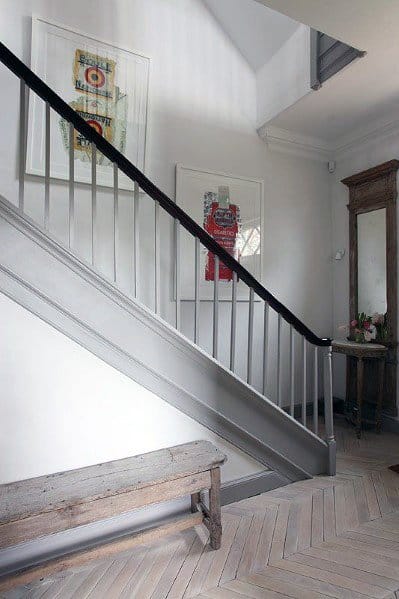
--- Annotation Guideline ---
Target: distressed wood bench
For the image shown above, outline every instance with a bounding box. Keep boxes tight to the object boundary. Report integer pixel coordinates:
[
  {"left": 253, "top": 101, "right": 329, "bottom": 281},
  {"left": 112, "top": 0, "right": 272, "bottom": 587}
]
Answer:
[{"left": 0, "top": 440, "right": 226, "bottom": 592}]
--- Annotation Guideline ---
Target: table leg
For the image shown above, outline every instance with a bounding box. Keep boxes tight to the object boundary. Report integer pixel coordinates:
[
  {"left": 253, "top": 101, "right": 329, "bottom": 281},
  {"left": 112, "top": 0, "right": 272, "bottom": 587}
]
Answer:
[
  {"left": 345, "top": 355, "right": 350, "bottom": 407},
  {"left": 376, "top": 358, "right": 385, "bottom": 433},
  {"left": 356, "top": 358, "right": 364, "bottom": 439}
]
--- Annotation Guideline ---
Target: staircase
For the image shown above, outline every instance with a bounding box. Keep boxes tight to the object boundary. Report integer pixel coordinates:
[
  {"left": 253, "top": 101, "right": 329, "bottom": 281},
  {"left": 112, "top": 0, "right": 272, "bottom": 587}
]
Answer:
[{"left": 0, "top": 42, "right": 336, "bottom": 487}]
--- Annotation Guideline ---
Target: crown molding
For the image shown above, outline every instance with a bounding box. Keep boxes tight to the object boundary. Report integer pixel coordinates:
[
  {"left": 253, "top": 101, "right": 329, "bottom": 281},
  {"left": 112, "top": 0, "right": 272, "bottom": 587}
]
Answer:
[
  {"left": 257, "top": 124, "right": 333, "bottom": 162},
  {"left": 332, "top": 115, "right": 399, "bottom": 158},
  {"left": 258, "top": 113, "right": 399, "bottom": 164}
]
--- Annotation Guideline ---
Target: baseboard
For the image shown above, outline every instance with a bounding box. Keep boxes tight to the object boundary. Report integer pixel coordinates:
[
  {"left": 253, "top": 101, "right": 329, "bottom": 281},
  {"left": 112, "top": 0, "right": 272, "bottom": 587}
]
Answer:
[
  {"left": 382, "top": 414, "right": 399, "bottom": 434},
  {"left": 221, "top": 470, "right": 289, "bottom": 505}
]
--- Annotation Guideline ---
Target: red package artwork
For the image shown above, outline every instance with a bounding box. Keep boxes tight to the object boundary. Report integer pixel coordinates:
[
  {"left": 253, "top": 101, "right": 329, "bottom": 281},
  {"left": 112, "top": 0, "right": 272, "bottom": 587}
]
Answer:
[{"left": 204, "top": 188, "right": 240, "bottom": 281}]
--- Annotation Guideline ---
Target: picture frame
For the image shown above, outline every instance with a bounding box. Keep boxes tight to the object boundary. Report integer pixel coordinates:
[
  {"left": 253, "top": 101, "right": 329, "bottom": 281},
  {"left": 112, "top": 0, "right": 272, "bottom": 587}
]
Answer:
[
  {"left": 176, "top": 164, "right": 264, "bottom": 301},
  {"left": 27, "top": 16, "right": 150, "bottom": 190}
]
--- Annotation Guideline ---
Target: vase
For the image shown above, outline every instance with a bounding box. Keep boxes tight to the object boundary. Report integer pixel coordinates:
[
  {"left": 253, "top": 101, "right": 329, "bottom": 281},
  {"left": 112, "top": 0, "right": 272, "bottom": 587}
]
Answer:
[
  {"left": 354, "top": 332, "right": 366, "bottom": 343},
  {"left": 347, "top": 333, "right": 366, "bottom": 344}
]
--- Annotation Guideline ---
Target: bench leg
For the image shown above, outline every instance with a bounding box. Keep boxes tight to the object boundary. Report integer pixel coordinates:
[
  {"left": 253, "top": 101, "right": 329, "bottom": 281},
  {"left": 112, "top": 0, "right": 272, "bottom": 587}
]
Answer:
[
  {"left": 191, "top": 492, "right": 200, "bottom": 513},
  {"left": 209, "top": 467, "right": 222, "bottom": 550}
]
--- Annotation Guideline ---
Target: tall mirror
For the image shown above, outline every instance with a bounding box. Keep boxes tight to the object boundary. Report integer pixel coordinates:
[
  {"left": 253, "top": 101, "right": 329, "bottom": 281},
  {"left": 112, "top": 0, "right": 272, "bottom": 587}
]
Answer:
[
  {"left": 357, "top": 208, "right": 387, "bottom": 316},
  {"left": 342, "top": 160, "right": 398, "bottom": 416}
]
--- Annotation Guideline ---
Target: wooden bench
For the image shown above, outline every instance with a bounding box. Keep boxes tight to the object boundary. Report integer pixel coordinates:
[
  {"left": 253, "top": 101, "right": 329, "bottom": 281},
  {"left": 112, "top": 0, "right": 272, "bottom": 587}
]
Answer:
[{"left": 0, "top": 440, "right": 226, "bottom": 592}]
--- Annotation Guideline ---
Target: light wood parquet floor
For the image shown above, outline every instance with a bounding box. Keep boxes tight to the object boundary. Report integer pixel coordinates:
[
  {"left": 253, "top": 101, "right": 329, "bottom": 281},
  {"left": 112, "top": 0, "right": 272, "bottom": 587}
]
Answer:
[{"left": 4, "top": 417, "right": 399, "bottom": 598}]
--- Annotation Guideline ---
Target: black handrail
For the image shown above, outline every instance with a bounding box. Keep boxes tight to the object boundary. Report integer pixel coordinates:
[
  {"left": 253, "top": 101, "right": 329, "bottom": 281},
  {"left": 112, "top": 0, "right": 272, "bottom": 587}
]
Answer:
[{"left": 0, "top": 41, "right": 330, "bottom": 347}]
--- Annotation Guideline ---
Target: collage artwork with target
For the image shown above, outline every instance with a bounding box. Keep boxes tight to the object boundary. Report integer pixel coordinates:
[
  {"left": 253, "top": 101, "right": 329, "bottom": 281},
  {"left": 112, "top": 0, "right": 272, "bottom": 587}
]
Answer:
[
  {"left": 59, "top": 48, "right": 127, "bottom": 166},
  {"left": 27, "top": 17, "right": 150, "bottom": 188}
]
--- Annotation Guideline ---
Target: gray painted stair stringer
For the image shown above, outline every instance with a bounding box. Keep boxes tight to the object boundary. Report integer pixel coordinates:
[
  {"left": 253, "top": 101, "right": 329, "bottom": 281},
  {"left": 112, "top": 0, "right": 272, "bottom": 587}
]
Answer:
[
  {"left": 0, "top": 196, "right": 329, "bottom": 480},
  {"left": 0, "top": 261, "right": 311, "bottom": 483}
]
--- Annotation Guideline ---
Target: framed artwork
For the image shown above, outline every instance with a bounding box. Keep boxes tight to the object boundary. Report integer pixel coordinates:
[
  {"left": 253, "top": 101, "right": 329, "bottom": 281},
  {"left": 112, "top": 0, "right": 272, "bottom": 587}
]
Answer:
[
  {"left": 176, "top": 165, "right": 264, "bottom": 301},
  {"left": 27, "top": 16, "right": 150, "bottom": 190}
]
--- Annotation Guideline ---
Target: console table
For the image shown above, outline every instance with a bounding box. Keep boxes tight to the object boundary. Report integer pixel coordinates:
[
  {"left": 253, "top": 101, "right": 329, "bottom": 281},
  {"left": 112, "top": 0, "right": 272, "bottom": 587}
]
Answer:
[{"left": 332, "top": 340, "right": 387, "bottom": 438}]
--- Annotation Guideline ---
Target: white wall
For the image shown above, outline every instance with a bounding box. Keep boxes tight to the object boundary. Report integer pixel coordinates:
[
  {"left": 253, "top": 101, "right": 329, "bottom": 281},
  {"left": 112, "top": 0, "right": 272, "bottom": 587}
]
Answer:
[
  {"left": 180, "top": 145, "right": 333, "bottom": 404},
  {"left": 256, "top": 24, "right": 311, "bottom": 128},
  {"left": 331, "top": 135, "right": 399, "bottom": 414},
  {"left": 176, "top": 145, "right": 333, "bottom": 407},
  {"left": 262, "top": 146, "right": 333, "bottom": 403},
  {"left": 0, "top": 291, "right": 263, "bottom": 484},
  {"left": 0, "top": 0, "right": 266, "bottom": 322},
  {"left": 0, "top": 290, "right": 265, "bottom": 571},
  {"left": 0, "top": 0, "right": 336, "bottom": 490},
  {"left": 264, "top": 148, "right": 332, "bottom": 333},
  {"left": 0, "top": 0, "right": 262, "bottom": 407}
]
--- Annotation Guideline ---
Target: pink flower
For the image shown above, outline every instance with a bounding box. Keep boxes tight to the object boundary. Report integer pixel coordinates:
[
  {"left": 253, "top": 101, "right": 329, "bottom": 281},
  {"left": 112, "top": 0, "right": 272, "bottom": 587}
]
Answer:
[
  {"left": 351, "top": 320, "right": 358, "bottom": 327},
  {"left": 364, "top": 321, "right": 371, "bottom": 330},
  {"left": 372, "top": 313, "right": 384, "bottom": 325}
]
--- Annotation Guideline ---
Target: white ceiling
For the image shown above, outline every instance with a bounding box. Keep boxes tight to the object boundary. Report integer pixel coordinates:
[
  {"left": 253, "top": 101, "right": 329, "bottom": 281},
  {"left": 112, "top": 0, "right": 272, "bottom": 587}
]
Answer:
[
  {"left": 203, "top": 0, "right": 299, "bottom": 72},
  {"left": 254, "top": 0, "right": 396, "bottom": 52},
  {"left": 255, "top": 0, "right": 399, "bottom": 142}
]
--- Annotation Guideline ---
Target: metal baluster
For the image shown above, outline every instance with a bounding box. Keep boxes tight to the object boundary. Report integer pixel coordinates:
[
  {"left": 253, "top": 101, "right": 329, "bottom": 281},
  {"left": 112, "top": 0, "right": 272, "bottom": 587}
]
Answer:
[
  {"left": 194, "top": 237, "right": 200, "bottom": 344},
  {"left": 313, "top": 346, "right": 319, "bottom": 435},
  {"left": 323, "top": 346, "right": 336, "bottom": 475},
  {"left": 302, "top": 337, "right": 307, "bottom": 426},
  {"left": 19, "top": 80, "right": 26, "bottom": 211},
  {"left": 230, "top": 271, "right": 237, "bottom": 371},
  {"left": 134, "top": 181, "right": 140, "bottom": 298},
  {"left": 68, "top": 123, "right": 75, "bottom": 249},
  {"left": 247, "top": 288, "right": 254, "bottom": 385},
  {"left": 262, "top": 302, "right": 269, "bottom": 395},
  {"left": 44, "top": 102, "right": 50, "bottom": 230},
  {"left": 91, "top": 144, "right": 97, "bottom": 266},
  {"left": 277, "top": 313, "right": 282, "bottom": 406},
  {"left": 113, "top": 164, "right": 118, "bottom": 282},
  {"left": 213, "top": 256, "right": 219, "bottom": 359},
  {"left": 154, "top": 200, "right": 161, "bottom": 314},
  {"left": 290, "top": 325, "right": 295, "bottom": 417},
  {"left": 175, "top": 219, "right": 181, "bottom": 330}
]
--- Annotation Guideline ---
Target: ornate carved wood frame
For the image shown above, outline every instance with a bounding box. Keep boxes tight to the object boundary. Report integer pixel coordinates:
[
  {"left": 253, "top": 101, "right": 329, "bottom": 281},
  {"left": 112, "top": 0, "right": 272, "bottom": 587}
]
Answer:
[{"left": 342, "top": 159, "right": 399, "bottom": 415}]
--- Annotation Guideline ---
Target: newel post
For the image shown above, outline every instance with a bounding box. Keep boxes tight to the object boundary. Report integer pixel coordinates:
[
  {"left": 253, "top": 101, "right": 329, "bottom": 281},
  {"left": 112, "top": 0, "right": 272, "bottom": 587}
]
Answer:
[{"left": 323, "top": 346, "right": 336, "bottom": 476}]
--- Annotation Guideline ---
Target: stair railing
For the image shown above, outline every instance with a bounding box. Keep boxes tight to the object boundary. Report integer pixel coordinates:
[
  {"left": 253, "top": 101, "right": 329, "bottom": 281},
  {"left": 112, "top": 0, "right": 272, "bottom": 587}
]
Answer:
[{"left": 0, "top": 41, "right": 335, "bottom": 475}]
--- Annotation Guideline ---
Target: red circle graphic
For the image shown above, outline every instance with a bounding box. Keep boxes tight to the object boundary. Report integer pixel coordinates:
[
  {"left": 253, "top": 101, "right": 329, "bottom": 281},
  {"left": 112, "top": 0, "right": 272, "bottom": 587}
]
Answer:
[
  {"left": 84, "top": 66, "right": 106, "bottom": 88},
  {"left": 86, "top": 120, "right": 103, "bottom": 136}
]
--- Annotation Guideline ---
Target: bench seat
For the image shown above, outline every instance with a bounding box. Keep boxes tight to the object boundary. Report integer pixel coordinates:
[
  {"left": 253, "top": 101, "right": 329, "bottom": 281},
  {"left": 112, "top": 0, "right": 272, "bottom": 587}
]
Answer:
[{"left": 0, "top": 440, "right": 226, "bottom": 592}]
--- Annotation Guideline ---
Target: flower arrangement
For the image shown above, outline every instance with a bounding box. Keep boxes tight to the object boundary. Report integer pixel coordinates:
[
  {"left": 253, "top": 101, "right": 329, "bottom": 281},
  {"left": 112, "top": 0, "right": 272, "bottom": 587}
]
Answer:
[
  {"left": 339, "top": 312, "right": 387, "bottom": 343},
  {"left": 371, "top": 312, "right": 388, "bottom": 341}
]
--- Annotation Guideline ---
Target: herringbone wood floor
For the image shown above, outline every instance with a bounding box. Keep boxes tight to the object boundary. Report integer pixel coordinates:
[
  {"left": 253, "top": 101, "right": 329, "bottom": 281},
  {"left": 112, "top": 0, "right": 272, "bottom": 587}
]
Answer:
[{"left": 4, "top": 418, "right": 399, "bottom": 598}]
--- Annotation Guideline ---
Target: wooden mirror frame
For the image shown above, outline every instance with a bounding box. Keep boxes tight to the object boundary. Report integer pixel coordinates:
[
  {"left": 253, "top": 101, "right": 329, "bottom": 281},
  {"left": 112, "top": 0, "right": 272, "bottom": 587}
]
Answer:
[{"left": 342, "top": 159, "right": 399, "bottom": 415}]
